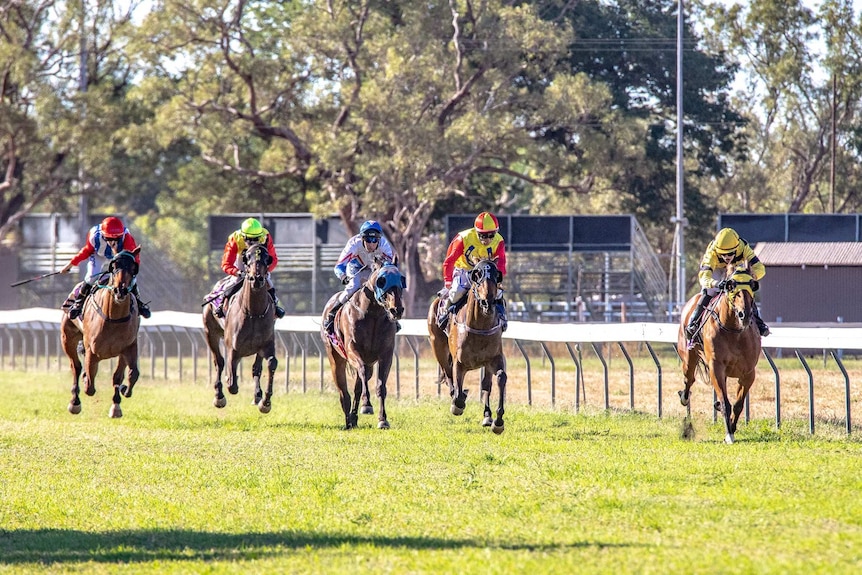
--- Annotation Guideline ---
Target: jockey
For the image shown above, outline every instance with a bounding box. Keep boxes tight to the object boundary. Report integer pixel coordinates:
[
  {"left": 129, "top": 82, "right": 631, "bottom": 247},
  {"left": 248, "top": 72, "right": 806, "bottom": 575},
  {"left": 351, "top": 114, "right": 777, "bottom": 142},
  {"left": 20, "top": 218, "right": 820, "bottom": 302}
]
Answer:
[
  {"left": 324, "top": 220, "right": 396, "bottom": 334},
  {"left": 437, "top": 211, "right": 508, "bottom": 331},
  {"left": 60, "top": 216, "right": 151, "bottom": 319},
  {"left": 685, "top": 227, "right": 770, "bottom": 339},
  {"left": 214, "top": 217, "right": 285, "bottom": 319}
]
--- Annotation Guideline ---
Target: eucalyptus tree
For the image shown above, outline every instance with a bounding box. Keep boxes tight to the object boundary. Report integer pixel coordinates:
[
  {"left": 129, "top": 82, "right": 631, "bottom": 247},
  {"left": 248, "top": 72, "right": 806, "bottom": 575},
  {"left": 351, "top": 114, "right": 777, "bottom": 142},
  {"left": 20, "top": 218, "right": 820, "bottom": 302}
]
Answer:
[
  {"left": 129, "top": 0, "right": 642, "bottom": 311},
  {"left": 695, "top": 0, "right": 862, "bottom": 215},
  {"left": 0, "top": 0, "right": 156, "bottom": 241}
]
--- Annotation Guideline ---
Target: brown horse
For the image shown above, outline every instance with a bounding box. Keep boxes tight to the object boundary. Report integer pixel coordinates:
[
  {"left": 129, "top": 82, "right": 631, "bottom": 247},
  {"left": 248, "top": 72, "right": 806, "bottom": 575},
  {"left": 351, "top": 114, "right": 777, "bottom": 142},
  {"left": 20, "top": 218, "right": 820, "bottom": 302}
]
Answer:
[
  {"left": 61, "top": 247, "right": 142, "bottom": 418},
  {"left": 203, "top": 243, "right": 278, "bottom": 413},
  {"left": 677, "top": 266, "right": 761, "bottom": 443},
  {"left": 427, "top": 258, "right": 507, "bottom": 434},
  {"left": 321, "top": 261, "right": 405, "bottom": 430}
]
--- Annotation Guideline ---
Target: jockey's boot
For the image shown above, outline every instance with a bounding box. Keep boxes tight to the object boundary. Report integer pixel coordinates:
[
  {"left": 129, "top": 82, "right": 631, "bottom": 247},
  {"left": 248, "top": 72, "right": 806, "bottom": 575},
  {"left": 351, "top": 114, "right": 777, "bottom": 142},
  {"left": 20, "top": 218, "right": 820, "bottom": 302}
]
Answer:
[
  {"left": 214, "top": 277, "right": 243, "bottom": 318},
  {"left": 325, "top": 293, "right": 349, "bottom": 334},
  {"left": 131, "top": 284, "right": 151, "bottom": 319},
  {"left": 684, "top": 292, "right": 711, "bottom": 339},
  {"left": 437, "top": 301, "right": 457, "bottom": 329},
  {"left": 68, "top": 283, "right": 93, "bottom": 320},
  {"left": 496, "top": 299, "right": 508, "bottom": 332},
  {"left": 269, "top": 287, "right": 285, "bottom": 318},
  {"left": 753, "top": 306, "right": 771, "bottom": 337}
]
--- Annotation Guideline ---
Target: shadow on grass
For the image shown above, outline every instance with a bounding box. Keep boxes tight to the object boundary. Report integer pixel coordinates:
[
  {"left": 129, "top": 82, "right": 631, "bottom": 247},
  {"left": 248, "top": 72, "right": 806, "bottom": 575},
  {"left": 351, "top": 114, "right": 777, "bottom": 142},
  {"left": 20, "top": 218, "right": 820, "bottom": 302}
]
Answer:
[{"left": 0, "top": 528, "right": 638, "bottom": 565}]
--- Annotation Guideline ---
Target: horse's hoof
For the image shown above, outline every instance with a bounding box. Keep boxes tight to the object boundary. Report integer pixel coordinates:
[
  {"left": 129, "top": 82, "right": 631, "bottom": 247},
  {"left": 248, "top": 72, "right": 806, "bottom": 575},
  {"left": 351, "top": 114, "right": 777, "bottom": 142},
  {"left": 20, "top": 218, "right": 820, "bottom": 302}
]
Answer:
[
  {"left": 378, "top": 420, "right": 390, "bottom": 430},
  {"left": 678, "top": 389, "right": 689, "bottom": 406},
  {"left": 227, "top": 384, "right": 239, "bottom": 395},
  {"left": 725, "top": 434, "right": 735, "bottom": 444},
  {"left": 109, "top": 404, "right": 123, "bottom": 418},
  {"left": 361, "top": 405, "right": 374, "bottom": 415},
  {"left": 492, "top": 422, "right": 505, "bottom": 435},
  {"left": 68, "top": 402, "right": 82, "bottom": 415},
  {"left": 482, "top": 416, "right": 492, "bottom": 427},
  {"left": 85, "top": 386, "right": 96, "bottom": 397},
  {"left": 120, "top": 385, "right": 132, "bottom": 398},
  {"left": 258, "top": 402, "right": 272, "bottom": 414},
  {"left": 214, "top": 396, "right": 226, "bottom": 408},
  {"left": 451, "top": 404, "right": 464, "bottom": 416}
]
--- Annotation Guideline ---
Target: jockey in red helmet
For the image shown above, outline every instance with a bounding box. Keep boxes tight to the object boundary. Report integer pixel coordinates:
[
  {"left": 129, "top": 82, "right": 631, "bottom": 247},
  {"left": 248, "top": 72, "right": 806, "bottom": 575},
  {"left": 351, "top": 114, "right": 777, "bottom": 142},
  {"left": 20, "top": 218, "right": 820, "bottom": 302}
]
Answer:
[
  {"left": 60, "top": 216, "right": 151, "bottom": 319},
  {"left": 437, "top": 212, "right": 508, "bottom": 331}
]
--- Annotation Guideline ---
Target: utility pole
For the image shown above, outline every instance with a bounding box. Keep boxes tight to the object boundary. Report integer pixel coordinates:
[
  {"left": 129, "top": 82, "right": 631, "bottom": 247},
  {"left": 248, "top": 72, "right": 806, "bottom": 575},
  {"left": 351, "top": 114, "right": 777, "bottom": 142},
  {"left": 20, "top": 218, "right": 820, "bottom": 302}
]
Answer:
[
  {"left": 672, "top": 0, "right": 688, "bottom": 314},
  {"left": 78, "top": 0, "right": 89, "bottom": 235}
]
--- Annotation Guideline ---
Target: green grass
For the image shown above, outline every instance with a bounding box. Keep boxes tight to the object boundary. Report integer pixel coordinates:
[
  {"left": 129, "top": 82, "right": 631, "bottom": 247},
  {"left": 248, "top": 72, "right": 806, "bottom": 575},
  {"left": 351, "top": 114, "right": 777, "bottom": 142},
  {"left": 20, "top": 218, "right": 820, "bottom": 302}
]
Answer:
[{"left": 1, "top": 371, "right": 861, "bottom": 574}]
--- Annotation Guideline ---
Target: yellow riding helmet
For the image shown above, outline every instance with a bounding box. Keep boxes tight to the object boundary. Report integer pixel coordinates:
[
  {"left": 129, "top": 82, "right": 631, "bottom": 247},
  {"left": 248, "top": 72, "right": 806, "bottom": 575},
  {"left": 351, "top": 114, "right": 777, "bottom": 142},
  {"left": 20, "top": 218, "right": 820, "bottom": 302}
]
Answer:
[
  {"left": 241, "top": 218, "right": 265, "bottom": 241},
  {"left": 714, "top": 228, "right": 740, "bottom": 254},
  {"left": 474, "top": 212, "right": 499, "bottom": 233}
]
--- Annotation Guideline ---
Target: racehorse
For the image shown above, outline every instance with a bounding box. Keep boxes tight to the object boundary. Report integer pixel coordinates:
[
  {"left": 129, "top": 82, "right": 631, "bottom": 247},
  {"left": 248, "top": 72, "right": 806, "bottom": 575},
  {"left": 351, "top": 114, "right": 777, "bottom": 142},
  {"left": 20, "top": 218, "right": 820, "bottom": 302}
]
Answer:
[
  {"left": 427, "top": 258, "right": 507, "bottom": 434},
  {"left": 676, "top": 266, "right": 761, "bottom": 443},
  {"left": 61, "top": 247, "right": 142, "bottom": 418},
  {"left": 203, "top": 243, "right": 278, "bottom": 413},
  {"left": 320, "top": 261, "right": 405, "bottom": 430}
]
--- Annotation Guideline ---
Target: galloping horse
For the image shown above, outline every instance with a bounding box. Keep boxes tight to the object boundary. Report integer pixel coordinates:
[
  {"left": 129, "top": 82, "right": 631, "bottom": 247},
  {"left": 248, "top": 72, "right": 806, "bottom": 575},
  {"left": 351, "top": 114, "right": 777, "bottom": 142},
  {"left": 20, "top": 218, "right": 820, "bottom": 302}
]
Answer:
[
  {"left": 427, "top": 258, "right": 507, "bottom": 434},
  {"left": 677, "top": 266, "right": 761, "bottom": 443},
  {"left": 321, "top": 261, "right": 405, "bottom": 430},
  {"left": 61, "top": 248, "right": 142, "bottom": 418},
  {"left": 203, "top": 243, "right": 278, "bottom": 413}
]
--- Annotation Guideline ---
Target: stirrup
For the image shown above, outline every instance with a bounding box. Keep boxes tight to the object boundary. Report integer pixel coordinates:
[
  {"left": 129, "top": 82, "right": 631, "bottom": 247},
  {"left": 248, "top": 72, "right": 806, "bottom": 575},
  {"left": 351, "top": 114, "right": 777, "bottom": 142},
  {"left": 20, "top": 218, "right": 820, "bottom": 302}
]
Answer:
[
  {"left": 275, "top": 306, "right": 285, "bottom": 319},
  {"left": 214, "top": 306, "right": 225, "bottom": 319},
  {"left": 69, "top": 305, "right": 83, "bottom": 320}
]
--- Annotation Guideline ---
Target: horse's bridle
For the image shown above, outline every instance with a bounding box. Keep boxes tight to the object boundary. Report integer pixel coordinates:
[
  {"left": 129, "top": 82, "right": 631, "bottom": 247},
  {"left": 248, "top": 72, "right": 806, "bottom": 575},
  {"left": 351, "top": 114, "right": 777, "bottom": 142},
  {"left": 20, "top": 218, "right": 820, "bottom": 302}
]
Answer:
[{"left": 469, "top": 262, "right": 499, "bottom": 314}]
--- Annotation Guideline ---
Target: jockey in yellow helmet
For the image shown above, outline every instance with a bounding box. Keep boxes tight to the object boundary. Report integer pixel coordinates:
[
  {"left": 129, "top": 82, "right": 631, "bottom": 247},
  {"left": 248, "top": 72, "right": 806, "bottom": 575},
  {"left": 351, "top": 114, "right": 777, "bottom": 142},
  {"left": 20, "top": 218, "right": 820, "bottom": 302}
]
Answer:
[{"left": 685, "top": 227, "right": 770, "bottom": 339}]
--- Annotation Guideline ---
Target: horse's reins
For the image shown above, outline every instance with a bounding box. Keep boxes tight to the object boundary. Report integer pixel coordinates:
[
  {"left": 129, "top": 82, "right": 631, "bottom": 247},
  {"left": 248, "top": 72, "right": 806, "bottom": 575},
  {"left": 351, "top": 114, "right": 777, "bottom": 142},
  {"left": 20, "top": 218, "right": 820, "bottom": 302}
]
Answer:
[
  {"left": 456, "top": 265, "right": 504, "bottom": 335},
  {"left": 706, "top": 278, "right": 756, "bottom": 334}
]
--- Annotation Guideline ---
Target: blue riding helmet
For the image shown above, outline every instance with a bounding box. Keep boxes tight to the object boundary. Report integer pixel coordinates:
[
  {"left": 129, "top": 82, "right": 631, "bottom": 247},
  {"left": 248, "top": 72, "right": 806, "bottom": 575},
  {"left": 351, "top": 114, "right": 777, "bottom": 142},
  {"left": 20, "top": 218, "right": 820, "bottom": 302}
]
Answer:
[{"left": 360, "top": 220, "right": 383, "bottom": 237}]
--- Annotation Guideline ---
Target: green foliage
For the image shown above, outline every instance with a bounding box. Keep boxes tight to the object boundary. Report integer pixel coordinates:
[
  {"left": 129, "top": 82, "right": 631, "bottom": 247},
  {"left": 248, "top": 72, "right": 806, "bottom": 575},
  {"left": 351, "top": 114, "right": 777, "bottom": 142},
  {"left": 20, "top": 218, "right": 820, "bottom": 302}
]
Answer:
[{"left": 1, "top": 372, "right": 861, "bottom": 573}]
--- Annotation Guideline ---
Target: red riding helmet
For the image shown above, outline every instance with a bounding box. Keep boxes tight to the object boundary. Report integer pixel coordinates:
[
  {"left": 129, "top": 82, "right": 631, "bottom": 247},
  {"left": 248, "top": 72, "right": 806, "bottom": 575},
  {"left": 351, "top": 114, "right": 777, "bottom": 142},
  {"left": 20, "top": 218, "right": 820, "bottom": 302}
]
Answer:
[
  {"left": 100, "top": 216, "right": 125, "bottom": 239},
  {"left": 474, "top": 212, "right": 499, "bottom": 233}
]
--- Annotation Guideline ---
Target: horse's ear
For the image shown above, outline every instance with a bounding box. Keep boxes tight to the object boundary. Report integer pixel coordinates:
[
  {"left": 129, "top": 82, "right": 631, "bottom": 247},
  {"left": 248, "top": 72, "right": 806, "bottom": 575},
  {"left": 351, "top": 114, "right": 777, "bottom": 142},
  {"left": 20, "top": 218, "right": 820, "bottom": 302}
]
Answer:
[
  {"left": 401, "top": 276, "right": 407, "bottom": 289},
  {"left": 133, "top": 246, "right": 141, "bottom": 256}
]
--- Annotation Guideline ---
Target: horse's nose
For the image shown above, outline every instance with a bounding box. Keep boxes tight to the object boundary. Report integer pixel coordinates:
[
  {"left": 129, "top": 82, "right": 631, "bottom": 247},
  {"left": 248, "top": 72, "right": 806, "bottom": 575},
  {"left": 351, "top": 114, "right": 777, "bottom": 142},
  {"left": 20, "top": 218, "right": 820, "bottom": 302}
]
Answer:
[{"left": 394, "top": 305, "right": 404, "bottom": 319}]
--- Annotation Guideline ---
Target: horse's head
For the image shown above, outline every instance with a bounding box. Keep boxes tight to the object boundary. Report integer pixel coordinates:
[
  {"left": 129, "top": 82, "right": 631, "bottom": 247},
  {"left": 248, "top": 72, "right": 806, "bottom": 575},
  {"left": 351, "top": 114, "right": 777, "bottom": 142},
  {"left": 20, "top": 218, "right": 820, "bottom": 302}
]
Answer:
[
  {"left": 243, "top": 243, "right": 271, "bottom": 289},
  {"left": 370, "top": 263, "right": 405, "bottom": 322},
  {"left": 108, "top": 248, "right": 140, "bottom": 301},
  {"left": 468, "top": 258, "right": 502, "bottom": 314},
  {"left": 722, "top": 268, "right": 758, "bottom": 329}
]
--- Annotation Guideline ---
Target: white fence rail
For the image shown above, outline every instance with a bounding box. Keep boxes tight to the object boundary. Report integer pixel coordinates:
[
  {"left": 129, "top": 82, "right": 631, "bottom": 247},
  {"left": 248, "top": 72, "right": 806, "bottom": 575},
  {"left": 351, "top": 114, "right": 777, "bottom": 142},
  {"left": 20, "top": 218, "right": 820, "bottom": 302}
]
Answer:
[{"left": 2, "top": 308, "right": 860, "bottom": 434}]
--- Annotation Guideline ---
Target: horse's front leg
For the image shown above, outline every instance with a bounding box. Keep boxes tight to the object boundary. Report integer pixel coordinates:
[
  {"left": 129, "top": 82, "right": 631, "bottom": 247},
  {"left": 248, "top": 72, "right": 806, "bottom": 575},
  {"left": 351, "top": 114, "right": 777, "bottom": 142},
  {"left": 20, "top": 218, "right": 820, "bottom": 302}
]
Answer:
[
  {"left": 480, "top": 367, "right": 493, "bottom": 427},
  {"left": 119, "top": 344, "right": 139, "bottom": 398},
  {"left": 108, "top": 357, "right": 126, "bottom": 419},
  {"left": 251, "top": 355, "right": 264, "bottom": 406},
  {"left": 257, "top": 347, "right": 277, "bottom": 415},
  {"left": 450, "top": 362, "right": 468, "bottom": 416},
  {"left": 375, "top": 357, "right": 392, "bottom": 430},
  {"left": 729, "top": 371, "right": 756, "bottom": 435},
  {"left": 226, "top": 350, "right": 241, "bottom": 396},
  {"left": 359, "top": 365, "right": 374, "bottom": 416},
  {"left": 710, "top": 364, "right": 734, "bottom": 444},
  {"left": 492, "top": 363, "right": 507, "bottom": 435}
]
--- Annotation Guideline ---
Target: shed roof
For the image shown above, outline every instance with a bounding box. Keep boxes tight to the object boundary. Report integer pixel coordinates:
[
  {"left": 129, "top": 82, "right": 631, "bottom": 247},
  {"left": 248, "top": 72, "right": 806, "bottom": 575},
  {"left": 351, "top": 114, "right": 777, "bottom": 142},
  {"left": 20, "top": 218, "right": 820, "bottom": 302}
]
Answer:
[{"left": 753, "top": 242, "right": 862, "bottom": 266}]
